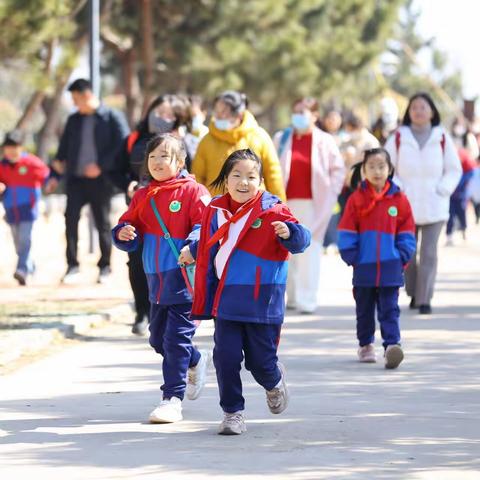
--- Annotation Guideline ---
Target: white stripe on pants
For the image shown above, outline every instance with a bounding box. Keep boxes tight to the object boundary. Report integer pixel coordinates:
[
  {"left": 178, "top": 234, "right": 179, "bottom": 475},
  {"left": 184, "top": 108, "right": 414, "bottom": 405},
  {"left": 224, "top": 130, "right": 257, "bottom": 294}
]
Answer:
[{"left": 286, "top": 199, "right": 323, "bottom": 313}]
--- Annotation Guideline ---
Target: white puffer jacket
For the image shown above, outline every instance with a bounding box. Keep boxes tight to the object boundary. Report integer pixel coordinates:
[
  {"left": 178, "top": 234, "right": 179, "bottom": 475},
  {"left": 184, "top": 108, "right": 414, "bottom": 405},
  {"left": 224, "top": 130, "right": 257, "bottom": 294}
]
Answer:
[{"left": 385, "top": 126, "right": 462, "bottom": 225}]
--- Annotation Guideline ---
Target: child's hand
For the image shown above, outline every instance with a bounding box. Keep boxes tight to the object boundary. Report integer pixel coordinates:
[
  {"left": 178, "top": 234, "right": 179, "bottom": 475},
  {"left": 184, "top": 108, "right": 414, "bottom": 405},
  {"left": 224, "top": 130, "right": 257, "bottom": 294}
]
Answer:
[
  {"left": 178, "top": 245, "right": 194, "bottom": 265},
  {"left": 117, "top": 224, "right": 137, "bottom": 241},
  {"left": 0, "top": 182, "right": 6, "bottom": 195},
  {"left": 271, "top": 221, "right": 290, "bottom": 239}
]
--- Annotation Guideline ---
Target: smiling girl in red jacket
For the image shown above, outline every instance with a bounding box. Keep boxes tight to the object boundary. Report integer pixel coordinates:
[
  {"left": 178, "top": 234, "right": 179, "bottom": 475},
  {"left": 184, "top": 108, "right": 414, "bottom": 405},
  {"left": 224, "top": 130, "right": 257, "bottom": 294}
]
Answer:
[
  {"left": 180, "top": 148, "right": 310, "bottom": 435},
  {"left": 338, "top": 148, "right": 416, "bottom": 369}
]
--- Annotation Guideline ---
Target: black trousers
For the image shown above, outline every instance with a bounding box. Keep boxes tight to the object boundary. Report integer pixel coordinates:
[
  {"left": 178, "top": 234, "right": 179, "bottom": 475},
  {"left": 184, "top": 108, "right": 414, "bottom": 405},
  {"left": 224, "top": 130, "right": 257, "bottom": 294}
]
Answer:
[
  {"left": 127, "top": 245, "right": 150, "bottom": 319},
  {"left": 65, "top": 176, "right": 113, "bottom": 269}
]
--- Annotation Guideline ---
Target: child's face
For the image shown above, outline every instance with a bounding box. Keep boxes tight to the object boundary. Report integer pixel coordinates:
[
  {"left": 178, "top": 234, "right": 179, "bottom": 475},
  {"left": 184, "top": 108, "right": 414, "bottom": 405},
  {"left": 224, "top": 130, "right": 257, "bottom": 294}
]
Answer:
[
  {"left": 3, "top": 145, "right": 22, "bottom": 162},
  {"left": 147, "top": 142, "right": 180, "bottom": 182},
  {"left": 226, "top": 159, "right": 262, "bottom": 203},
  {"left": 363, "top": 153, "right": 390, "bottom": 191}
]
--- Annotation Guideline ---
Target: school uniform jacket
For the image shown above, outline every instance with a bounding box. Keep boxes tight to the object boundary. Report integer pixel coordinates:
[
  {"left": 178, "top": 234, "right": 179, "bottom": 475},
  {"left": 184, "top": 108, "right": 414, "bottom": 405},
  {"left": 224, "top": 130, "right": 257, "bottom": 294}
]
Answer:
[
  {"left": 112, "top": 171, "right": 210, "bottom": 305},
  {"left": 190, "top": 191, "right": 311, "bottom": 324},
  {"left": 0, "top": 153, "right": 50, "bottom": 224},
  {"left": 337, "top": 180, "right": 416, "bottom": 287}
]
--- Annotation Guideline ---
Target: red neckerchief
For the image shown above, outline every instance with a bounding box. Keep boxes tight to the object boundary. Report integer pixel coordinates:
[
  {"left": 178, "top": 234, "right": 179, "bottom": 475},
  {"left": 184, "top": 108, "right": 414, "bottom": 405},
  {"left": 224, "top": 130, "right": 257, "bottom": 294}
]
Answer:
[
  {"left": 131, "top": 176, "right": 190, "bottom": 218},
  {"left": 358, "top": 180, "right": 390, "bottom": 218},
  {"left": 206, "top": 191, "right": 262, "bottom": 249}
]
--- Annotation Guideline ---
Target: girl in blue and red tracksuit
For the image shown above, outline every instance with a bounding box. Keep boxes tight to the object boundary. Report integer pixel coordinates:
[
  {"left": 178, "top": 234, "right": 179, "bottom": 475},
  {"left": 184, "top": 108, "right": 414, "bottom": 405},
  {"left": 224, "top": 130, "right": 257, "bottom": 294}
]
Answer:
[
  {"left": 338, "top": 148, "right": 416, "bottom": 369},
  {"left": 0, "top": 130, "right": 50, "bottom": 285},
  {"left": 112, "top": 134, "right": 210, "bottom": 424},
  {"left": 182, "top": 148, "right": 310, "bottom": 435}
]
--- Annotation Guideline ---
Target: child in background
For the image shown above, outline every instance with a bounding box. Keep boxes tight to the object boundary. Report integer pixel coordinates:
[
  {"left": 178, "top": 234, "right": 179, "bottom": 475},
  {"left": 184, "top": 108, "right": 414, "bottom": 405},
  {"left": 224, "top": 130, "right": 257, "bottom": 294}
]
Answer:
[
  {"left": 112, "top": 133, "right": 211, "bottom": 424},
  {"left": 0, "top": 130, "right": 50, "bottom": 285},
  {"left": 179, "top": 149, "right": 310, "bottom": 435},
  {"left": 337, "top": 148, "right": 416, "bottom": 369}
]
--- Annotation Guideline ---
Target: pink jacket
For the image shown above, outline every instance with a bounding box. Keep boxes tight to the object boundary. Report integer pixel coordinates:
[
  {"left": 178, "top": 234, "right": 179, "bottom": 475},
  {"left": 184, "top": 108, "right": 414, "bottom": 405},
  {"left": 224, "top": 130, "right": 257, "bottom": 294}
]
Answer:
[{"left": 275, "top": 126, "right": 345, "bottom": 241}]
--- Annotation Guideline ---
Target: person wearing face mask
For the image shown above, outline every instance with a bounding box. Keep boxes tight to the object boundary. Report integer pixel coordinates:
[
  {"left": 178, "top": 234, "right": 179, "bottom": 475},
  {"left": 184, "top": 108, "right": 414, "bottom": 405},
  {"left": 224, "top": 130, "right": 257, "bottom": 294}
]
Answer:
[
  {"left": 274, "top": 97, "right": 345, "bottom": 314},
  {"left": 385, "top": 92, "right": 461, "bottom": 315},
  {"left": 192, "top": 90, "right": 285, "bottom": 200},
  {"left": 112, "top": 94, "right": 192, "bottom": 335},
  {"left": 183, "top": 95, "right": 209, "bottom": 160}
]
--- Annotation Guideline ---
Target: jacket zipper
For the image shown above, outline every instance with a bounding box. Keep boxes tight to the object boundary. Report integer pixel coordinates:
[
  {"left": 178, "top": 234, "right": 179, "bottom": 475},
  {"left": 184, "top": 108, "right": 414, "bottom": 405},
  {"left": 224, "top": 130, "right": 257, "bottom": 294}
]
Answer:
[
  {"left": 155, "top": 235, "right": 162, "bottom": 304},
  {"left": 376, "top": 230, "right": 381, "bottom": 287},
  {"left": 254, "top": 266, "right": 261, "bottom": 300}
]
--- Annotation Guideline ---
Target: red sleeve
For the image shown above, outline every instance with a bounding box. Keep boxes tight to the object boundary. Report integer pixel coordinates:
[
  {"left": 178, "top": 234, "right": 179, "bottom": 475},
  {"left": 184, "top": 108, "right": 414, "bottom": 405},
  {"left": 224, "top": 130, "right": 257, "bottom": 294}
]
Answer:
[
  {"left": 338, "top": 194, "right": 359, "bottom": 232},
  {"left": 117, "top": 188, "right": 146, "bottom": 232}
]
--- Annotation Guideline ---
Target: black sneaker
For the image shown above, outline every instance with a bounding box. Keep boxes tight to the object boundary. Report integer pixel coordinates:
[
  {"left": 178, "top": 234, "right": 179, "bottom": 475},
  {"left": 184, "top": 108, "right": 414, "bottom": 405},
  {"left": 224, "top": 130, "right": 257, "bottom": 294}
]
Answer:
[
  {"left": 418, "top": 304, "right": 432, "bottom": 315},
  {"left": 13, "top": 270, "right": 27, "bottom": 286},
  {"left": 132, "top": 314, "right": 148, "bottom": 335},
  {"left": 97, "top": 266, "right": 112, "bottom": 284},
  {"left": 409, "top": 297, "right": 417, "bottom": 309},
  {"left": 62, "top": 265, "right": 80, "bottom": 284}
]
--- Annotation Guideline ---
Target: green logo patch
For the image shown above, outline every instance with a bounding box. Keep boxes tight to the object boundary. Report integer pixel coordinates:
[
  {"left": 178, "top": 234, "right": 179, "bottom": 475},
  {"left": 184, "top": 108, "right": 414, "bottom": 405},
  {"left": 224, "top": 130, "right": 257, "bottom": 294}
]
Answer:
[
  {"left": 169, "top": 200, "right": 181, "bottom": 213},
  {"left": 251, "top": 218, "right": 262, "bottom": 229},
  {"left": 388, "top": 206, "right": 398, "bottom": 217},
  {"left": 18, "top": 166, "right": 28, "bottom": 175}
]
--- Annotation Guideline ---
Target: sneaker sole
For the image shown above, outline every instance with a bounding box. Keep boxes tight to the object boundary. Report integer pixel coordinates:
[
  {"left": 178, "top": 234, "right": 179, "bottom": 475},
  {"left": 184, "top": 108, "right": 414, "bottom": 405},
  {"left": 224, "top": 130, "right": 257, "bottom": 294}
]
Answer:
[
  {"left": 385, "top": 346, "right": 404, "bottom": 369},
  {"left": 218, "top": 425, "right": 246, "bottom": 435},
  {"left": 358, "top": 356, "right": 377, "bottom": 363},
  {"left": 149, "top": 414, "right": 183, "bottom": 424}
]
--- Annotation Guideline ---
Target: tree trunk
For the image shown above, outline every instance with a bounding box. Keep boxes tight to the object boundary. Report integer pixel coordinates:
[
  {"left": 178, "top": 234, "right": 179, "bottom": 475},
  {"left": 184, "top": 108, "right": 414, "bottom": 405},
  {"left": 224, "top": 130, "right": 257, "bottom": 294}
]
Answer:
[
  {"left": 15, "top": 39, "right": 55, "bottom": 130},
  {"left": 122, "top": 48, "right": 140, "bottom": 128},
  {"left": 140, "top": 0, "right": 155, "bottom": 115}
]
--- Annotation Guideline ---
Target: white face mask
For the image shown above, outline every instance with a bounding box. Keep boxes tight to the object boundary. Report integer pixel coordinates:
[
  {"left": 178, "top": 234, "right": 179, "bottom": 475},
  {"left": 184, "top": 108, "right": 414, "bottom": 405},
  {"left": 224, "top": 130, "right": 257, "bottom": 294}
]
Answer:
[{"left": 191, "top": 115, "right": 204, "bottom": 133}]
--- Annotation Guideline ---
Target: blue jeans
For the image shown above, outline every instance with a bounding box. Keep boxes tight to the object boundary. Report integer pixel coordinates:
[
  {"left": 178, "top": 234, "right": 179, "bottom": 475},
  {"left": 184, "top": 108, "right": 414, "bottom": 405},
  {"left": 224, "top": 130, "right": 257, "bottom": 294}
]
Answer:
[{"left": 10, "top": 221, "right": 34, "bottom": 275}]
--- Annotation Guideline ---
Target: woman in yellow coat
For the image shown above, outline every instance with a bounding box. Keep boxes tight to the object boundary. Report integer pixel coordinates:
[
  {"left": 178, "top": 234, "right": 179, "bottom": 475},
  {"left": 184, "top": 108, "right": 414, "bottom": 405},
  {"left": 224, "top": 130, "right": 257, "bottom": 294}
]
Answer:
[{"left": 192, "top": 91, "right": 286, "bottom": 200}]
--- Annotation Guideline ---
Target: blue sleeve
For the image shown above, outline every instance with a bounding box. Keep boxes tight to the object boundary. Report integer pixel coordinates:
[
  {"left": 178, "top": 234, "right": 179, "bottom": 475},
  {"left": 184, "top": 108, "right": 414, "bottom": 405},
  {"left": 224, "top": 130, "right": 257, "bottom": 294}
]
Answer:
[
  {"left": 111, "top": 222, "right": 139, "bottom": 252},
  {"left": 337, "top": 230, "right": 359, "bottom": 266},
  {"left": 279, "top": 222, "right": 311, "bottom": 254},
  {"left": 395, "top": 232, "right": 416, "bottom": 265},
  {"left": 188, "top": 239, "right": 199, "bottom": 259}
]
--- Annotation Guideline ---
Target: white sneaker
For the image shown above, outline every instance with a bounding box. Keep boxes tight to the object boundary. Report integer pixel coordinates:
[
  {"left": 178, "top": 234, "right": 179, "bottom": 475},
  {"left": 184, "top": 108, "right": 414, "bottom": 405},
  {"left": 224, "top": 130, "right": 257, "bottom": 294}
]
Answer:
[
  {"left": 266, "top": 362, "right": 289, "bottom": 414},
  {"left": 148, "top": 397, "right": 183, "bottom": 423},
  {"left": 186, "top": 350, "right": 211, "bottom": 400},
  {"left": 218, "top": 411, "right": 246, "bottom": 435}
]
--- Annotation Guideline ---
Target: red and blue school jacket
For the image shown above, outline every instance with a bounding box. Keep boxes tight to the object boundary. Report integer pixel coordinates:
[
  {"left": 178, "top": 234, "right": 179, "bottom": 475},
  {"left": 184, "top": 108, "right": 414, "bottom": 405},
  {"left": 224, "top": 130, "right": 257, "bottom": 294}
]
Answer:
[
  {"left": 112, "top": 171, "right": 210, "bottom": 305},
  {"left": 0, "top": 153, "right": 50, "bottom": 224},
  {"left": 190, "top": 191, "right": 311, "bottom": 324},
  {"left": 337, "top": 180, "right": 416, "bottom": 287}
]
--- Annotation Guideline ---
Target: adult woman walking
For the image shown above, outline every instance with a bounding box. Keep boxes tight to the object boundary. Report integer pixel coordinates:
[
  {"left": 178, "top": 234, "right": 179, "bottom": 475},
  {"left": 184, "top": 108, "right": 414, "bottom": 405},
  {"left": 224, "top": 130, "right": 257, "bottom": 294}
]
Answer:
[
  {"left": 275, "top": 97, "right": 345, "bottom": 313},
  {"left": 192, "top": 90, "right": 285, "bottom": 200},
  {"left": 385, "top": 92, "right": 461, "bottom": 314}
]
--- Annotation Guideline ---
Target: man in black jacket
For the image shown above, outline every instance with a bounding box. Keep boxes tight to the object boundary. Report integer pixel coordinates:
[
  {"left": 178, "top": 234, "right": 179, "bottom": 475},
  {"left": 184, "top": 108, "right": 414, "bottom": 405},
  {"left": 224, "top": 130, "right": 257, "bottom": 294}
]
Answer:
[{"left": 46, "top": 78, "right": 129, "bottom": 283}]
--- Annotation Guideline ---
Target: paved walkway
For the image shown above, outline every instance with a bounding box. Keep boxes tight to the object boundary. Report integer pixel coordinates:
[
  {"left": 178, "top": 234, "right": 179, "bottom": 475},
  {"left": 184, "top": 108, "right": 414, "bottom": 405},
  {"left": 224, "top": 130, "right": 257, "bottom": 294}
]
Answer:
[{"left": 0, "top": 204, "right": 479, "bottom": 479}]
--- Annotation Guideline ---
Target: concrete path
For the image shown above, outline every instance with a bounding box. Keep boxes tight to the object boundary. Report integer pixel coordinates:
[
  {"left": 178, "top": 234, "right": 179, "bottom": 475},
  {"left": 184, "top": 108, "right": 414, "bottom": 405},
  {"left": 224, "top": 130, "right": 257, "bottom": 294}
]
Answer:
[{"left": 1, "top": 209, "right": 479, "bottom": 479}]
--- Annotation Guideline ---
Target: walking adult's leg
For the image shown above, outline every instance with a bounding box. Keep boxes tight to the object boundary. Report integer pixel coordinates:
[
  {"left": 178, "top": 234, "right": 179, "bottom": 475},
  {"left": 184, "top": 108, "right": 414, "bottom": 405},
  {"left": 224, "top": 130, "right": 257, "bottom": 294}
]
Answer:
[
  {"left": 65, "top": 180, "right": 85, "bottom": 268},
  {"left": 87, "top": 177, "right": 112, "bottom": 270},
  {"left": 404, "top": 225, "right": 419, "bottom": 300},
  {"left": 128, "top": 246, "right": 150, "bottom": 320},
  {"left": 415, "top": 221, "right": 444, "bottom": 306}
]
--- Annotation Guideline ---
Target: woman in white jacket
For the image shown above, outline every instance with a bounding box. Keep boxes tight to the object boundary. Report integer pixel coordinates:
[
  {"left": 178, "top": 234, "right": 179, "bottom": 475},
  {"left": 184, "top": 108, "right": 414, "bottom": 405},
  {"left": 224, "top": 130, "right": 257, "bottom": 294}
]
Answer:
[
  {"left": 275, "top": 97, "right": 345, "bottom": 313},
  {"left": 385, "top": 92, "right": 461, "bottom": 315}
]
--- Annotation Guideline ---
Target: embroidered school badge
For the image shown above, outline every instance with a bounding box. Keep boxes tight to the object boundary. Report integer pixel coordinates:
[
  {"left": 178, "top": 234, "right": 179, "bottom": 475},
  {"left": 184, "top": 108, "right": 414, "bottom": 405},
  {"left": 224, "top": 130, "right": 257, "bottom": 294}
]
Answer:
[
  {"left": 169, "top": 200, "right": 182, "bottom": 212},
  {"left": 18, "top": 166, "right": 28, "bottom": 175},
  {"left": 251, "top": 218, "right": 262, "bottom": 229},
  {"left": 388, "top": 206, "right": 398, "bottom": 217}
]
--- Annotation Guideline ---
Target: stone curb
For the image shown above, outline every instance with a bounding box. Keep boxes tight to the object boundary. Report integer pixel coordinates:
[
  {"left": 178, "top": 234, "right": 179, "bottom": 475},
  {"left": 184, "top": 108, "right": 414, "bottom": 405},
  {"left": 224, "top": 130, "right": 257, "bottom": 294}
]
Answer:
[{"left": 0, "top": 303, "right": 132, "bottom": 370}]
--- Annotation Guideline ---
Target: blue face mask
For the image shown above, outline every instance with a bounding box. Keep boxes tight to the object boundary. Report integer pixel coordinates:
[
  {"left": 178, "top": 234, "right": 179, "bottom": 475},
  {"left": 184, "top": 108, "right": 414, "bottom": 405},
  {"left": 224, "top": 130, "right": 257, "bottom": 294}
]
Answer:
[
  {"left": 291, "top": 113, "right": 310, "bottom": 132},
  {"left": 214, "top": 118, "right": 233, "bottom": 131}
]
